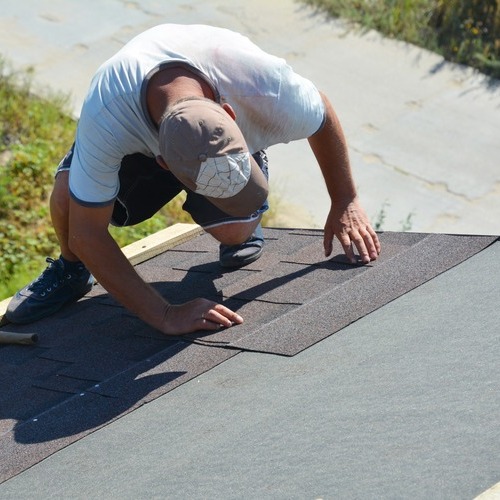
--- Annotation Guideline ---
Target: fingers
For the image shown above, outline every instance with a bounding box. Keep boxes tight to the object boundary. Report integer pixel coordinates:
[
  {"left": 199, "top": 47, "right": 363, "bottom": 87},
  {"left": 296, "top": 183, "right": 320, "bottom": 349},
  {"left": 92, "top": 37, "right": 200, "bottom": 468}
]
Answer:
[
  {"left": 162, "top": 299, "right": 243, "bottom": 336},
  {"left": 200, "top": 304, "right": 243, "bottom": 330},
  {"left": 367, "top": 224, "right": 382, "bottom": 256},
  {"left": 326, "top": 200, "right": 381, "bottom": 265},
  {"left": 340, "top": 227, "right": 380, "bottom": 264},
  {"left": 323, "top": 225, "right": 334, "bottom": 258}
]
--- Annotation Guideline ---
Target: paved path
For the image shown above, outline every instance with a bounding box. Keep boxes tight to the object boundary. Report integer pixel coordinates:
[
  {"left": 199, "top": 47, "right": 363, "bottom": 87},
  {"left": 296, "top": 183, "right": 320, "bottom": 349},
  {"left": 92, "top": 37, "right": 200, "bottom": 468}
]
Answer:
[{"left": 1, "top": 0, "right": 499, "bottom": 234}]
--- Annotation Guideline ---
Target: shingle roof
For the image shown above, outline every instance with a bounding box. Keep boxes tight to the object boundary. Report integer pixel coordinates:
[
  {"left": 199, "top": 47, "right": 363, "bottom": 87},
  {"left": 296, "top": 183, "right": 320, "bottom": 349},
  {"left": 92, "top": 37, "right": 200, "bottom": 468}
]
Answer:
[{"left": 0, "top": 225, "right": 497, "bottom": 484}]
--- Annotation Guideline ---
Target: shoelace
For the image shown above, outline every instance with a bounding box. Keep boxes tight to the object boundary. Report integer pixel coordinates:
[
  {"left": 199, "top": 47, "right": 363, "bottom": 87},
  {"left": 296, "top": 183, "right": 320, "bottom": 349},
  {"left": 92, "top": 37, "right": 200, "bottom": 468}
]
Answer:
[{"left": 28, "top": 257, "right": 70, "bottom": 296}]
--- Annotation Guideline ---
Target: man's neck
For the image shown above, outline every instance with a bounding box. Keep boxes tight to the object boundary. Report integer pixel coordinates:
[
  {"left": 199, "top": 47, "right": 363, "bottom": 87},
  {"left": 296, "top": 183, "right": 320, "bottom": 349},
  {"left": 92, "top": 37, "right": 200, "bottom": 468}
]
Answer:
[{"left": 146, "top": 67, "right": 215, "bottom": 126}]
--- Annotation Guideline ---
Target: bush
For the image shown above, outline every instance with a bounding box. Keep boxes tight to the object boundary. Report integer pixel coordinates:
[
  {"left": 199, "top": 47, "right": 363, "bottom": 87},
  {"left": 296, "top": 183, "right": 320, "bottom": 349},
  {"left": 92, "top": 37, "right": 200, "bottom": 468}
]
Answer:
[
  {"left": 430, "top": 0, "right": 500, "bottom": 75},
  {"left": 303, "top": 0, "right": 500, "bottom": 78},
  {"left": 0, "top": 60, "right": 75, "bottom": 296}
]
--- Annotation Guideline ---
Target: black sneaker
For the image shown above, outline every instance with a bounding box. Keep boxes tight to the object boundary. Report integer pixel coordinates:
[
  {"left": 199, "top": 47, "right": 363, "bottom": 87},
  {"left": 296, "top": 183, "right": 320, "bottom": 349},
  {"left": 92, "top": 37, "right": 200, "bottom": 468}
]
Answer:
[
  {"left": 5, "top": 257, "right": 94, "bottom": 324},
  {"left": 219, "top": 224, "right": 264, "bottom": 268}
]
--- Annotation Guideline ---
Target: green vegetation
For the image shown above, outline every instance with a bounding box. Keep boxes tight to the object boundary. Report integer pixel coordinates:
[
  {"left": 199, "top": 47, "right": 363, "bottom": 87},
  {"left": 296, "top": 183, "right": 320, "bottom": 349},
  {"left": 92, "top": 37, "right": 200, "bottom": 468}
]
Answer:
[
  {"left": 0, "top": 61, "right": 71, "bottom": 299},
  {"left": 302, "top": 0, "right": 500, "bottom": 79},
  {"left": 373, "top": 200, "right": 415, "bottom": 232}
]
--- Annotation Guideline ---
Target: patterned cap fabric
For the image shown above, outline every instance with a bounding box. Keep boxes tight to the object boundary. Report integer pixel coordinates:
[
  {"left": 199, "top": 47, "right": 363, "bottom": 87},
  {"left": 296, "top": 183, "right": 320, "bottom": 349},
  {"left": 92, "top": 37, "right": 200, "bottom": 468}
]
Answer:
[{"left": 159, "top": 98, "right": 268, "bottom": 217}]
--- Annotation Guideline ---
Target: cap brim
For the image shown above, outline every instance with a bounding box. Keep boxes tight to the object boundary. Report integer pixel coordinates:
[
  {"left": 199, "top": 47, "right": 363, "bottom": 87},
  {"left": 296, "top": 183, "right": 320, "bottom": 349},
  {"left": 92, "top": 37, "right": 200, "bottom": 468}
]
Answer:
[{"left": 204, "top": 155, "right": 269, "bottom": 217}]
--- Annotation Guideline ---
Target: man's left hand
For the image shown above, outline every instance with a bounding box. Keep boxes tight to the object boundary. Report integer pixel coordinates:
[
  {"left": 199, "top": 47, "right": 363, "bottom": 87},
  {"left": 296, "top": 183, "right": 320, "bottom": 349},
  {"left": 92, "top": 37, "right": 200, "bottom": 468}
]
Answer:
[{"left": 324, "top": 197, "right": 381, "bottom": 264}]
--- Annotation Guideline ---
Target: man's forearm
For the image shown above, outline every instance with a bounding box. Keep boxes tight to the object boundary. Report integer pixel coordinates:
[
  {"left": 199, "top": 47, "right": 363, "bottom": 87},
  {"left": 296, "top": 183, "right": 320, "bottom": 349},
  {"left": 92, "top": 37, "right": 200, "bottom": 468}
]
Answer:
[
  {"left": 308, "top": 92, "right": 357, "bottom": 205},
  {"left": 72, "top": 229, "right": 169, "bottom": 332},
  {"left": 307, "top": 91, "right": 381, "bottom": 263}
]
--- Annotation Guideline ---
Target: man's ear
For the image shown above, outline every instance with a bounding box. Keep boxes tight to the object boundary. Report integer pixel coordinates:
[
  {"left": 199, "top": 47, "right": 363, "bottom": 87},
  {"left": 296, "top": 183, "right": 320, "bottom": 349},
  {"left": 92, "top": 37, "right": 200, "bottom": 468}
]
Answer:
[
  {"left": 156, "top": 155, "right": 169, "bottom": 170},
  {"left": 222, "top": 102, "right": 237, "bottom": 121}
]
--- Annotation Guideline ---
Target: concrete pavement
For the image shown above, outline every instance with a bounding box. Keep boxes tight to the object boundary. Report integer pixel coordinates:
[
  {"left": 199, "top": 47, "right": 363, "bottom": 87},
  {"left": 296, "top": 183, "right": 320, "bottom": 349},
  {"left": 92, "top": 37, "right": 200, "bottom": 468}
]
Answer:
[{"left": 1, "top": 0, "right": 499, "bottom": 234}]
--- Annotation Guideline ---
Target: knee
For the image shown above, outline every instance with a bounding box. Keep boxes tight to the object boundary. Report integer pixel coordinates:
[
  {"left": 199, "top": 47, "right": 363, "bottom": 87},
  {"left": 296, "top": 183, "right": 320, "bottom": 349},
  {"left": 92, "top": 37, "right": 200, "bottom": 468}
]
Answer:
[
  {"left": 50, "top": 171, "right": 70, "bottom": 216},
  {"left": 205, "top": 218, "right": 261, "bottom": 245}
]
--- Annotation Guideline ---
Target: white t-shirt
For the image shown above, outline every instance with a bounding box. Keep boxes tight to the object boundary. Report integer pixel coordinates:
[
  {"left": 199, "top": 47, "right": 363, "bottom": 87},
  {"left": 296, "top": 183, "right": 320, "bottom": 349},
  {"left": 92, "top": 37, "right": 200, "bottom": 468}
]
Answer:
[{"left": 70, "top": 24, "right": 325, "bottom": 205}]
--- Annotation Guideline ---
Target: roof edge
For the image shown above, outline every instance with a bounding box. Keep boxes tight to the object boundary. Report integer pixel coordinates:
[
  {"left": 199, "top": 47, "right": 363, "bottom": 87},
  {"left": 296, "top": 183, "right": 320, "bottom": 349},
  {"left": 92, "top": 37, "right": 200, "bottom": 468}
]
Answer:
[
  {"left": 474, "top": 482, "right": 500, "bottom": 499},
  {"left": 0, "top": 223, "right": 203, "bottom": 328}
]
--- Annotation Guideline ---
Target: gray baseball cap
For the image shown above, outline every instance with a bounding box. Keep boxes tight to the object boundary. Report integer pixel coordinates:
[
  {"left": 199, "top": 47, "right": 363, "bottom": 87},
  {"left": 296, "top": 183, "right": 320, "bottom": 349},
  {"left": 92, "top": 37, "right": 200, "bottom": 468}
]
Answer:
[{"left": 159, "top": 98, "right": 269, "bottom": 217}]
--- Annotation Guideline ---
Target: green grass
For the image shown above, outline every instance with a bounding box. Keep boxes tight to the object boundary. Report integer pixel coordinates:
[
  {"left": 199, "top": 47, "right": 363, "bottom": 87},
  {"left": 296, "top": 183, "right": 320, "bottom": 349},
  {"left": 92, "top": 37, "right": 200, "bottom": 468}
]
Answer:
[
  {"left": 302, "top": 0, "right": 500, "bottom": 79},
  {"left": 0, "top": 60, "right": 72, "bottom": 299}
]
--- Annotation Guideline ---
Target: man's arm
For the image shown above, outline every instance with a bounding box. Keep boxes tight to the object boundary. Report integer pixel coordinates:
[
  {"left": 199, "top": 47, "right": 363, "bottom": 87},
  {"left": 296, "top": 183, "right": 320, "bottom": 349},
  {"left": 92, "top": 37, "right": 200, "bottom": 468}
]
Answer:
[
  {"left": 67, "top": 198, "right": 242, "bottom": 334},
  {"left": 307, "top": 92, "right": 380, "bottom": 264}
]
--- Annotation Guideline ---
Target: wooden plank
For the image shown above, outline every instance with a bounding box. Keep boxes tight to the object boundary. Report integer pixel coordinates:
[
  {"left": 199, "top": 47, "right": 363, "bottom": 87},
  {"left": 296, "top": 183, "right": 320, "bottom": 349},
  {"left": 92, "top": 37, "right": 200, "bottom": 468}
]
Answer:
[
  {"left": 121, "top": 223, "right": 203, "bottom": 265},
  {"left": 0, "top": 298, "right": 11, "bottom": 326}
]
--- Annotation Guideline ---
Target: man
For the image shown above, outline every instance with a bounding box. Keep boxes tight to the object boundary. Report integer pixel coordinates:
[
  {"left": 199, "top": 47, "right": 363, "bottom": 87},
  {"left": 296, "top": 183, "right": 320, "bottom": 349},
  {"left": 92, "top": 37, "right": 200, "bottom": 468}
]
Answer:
[{"left": 6, "top": 24, "right": 380, "bottom": 334}]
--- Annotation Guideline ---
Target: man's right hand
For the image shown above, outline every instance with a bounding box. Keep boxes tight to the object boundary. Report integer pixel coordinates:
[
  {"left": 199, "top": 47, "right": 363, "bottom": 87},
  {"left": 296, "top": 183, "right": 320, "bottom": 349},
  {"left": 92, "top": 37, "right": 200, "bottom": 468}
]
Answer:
[{"left": 161, "top": 298, "right": 243, "bottom": 335}]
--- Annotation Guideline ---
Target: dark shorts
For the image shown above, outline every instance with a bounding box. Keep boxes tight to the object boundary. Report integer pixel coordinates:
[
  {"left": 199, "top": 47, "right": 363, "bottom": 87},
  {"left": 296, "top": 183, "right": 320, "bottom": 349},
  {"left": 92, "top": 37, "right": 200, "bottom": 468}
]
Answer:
[{"left": 57, "top": 146, "right": 269, "bottom": 229}]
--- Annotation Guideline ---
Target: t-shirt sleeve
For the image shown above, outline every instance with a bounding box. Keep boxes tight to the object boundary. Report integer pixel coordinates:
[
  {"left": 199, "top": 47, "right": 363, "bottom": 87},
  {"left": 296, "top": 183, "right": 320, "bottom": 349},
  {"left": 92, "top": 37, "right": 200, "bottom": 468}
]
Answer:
[
  {"left": 273, "top": 63, "right": 325, "bottom": 142},
  {"left": 69, "top": 111, "right": 123, "bottom": 206}
]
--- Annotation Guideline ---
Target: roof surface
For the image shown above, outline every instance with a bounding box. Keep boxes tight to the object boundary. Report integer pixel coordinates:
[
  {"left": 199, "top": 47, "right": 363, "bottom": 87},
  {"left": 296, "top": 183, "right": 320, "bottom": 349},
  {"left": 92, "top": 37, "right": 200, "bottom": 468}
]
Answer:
[{"left": 0, "top": 227, "right": 499, "bottom": 498}]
